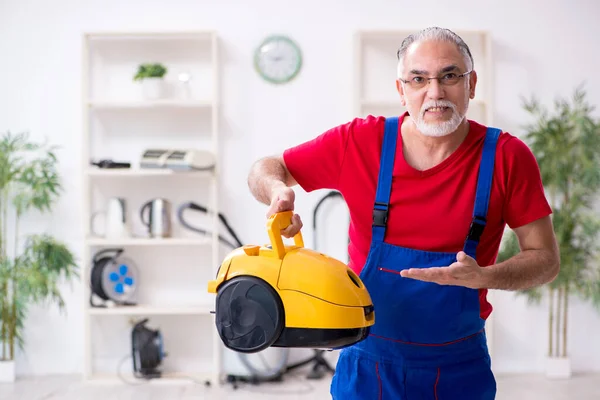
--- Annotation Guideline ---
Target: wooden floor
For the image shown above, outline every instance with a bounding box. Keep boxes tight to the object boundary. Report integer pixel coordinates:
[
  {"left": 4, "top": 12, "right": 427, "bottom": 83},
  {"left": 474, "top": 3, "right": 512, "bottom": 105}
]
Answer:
[{"left": 1, "top": 372, "right": 600, "bottom": 399}]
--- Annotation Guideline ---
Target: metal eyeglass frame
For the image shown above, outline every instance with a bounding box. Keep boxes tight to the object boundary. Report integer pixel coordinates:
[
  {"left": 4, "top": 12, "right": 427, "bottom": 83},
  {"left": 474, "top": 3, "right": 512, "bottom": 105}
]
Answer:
[{"left": 398, "top": 70, "right": 473, "bottom": 87}]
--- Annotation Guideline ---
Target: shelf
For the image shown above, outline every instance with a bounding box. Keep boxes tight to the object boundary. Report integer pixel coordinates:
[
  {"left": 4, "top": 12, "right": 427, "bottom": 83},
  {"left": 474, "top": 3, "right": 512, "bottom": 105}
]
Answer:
[
  {"left": 86, "top": 237, "right": 213, "bottom": 246},
  {"left": 357, "top": 29, "right": 487, "bottom": 53},
  {"left": 86, "top": 371, "right": 215, "bottom": 385},
  {"left": 88, "top": 99, "right": 213, "bottom": 110},
  {"left": 86, "top": 31, "right": 216, "bottom": 42},
  {"left": 82, "top": 29, "right": 221, "bottom": 384},
  {"left": 88, "top": 304, "right": 214, "bottom": 316},
  {"left": 86, "top": 168, "right": 214, "bottom": 178}
]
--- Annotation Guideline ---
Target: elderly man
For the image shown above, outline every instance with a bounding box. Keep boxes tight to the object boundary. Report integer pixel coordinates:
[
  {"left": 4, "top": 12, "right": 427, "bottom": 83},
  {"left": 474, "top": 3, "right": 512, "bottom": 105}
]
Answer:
[{"left": 247, "top": 27, "right": 559, "bottom": 400}]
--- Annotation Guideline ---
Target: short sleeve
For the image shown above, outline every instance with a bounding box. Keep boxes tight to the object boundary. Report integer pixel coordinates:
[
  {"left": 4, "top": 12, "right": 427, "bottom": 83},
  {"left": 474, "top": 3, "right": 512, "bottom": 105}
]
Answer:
[
  {"left": 282, "top": 121, "right": 352, "bottom": 192},
  {"left": 501, "top": 136, "right": 553, "bottom": 229}
]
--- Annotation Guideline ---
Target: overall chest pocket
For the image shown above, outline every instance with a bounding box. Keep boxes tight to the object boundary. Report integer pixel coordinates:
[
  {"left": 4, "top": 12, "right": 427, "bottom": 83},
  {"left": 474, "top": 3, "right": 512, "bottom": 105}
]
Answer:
[{"left": 369, "top": 256, "right": 480, "bottom": 344}]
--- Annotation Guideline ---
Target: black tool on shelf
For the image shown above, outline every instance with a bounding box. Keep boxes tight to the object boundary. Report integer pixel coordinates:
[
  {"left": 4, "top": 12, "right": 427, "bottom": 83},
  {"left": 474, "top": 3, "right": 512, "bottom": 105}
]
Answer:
[
  {"left": 131, "top": 319, "right": 166, "bottom": 379},
  {"left": 90, "top": 159, "right": 131, "bottom": 169}
]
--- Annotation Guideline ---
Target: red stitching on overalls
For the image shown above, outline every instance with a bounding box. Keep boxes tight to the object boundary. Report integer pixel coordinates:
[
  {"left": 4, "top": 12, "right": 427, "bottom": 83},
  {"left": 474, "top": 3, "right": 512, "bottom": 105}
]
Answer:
[
  {"left": 434, "top": 367, "right": 440, "bottom": 399},
  {"left": 378, "top": 267, "right": 401, "bottom": 274},
  {"left": 369, "top": 328, "right": 484, "bottom": 347},
  {"left": 375, "top": 362, "right": 382, "bottom": 400}
]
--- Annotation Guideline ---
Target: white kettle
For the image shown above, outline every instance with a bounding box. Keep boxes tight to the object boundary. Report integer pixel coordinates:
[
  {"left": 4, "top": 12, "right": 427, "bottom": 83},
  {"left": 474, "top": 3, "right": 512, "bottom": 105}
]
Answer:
[{"left": 91, "top": 197, "right": 131, "bottom": 239}]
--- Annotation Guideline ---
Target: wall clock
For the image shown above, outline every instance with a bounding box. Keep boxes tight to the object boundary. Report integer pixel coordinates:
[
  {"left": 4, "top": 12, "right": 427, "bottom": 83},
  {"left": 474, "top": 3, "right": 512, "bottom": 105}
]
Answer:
[{"left": 254, "top": 35, "right": 303, "bottom": 84}]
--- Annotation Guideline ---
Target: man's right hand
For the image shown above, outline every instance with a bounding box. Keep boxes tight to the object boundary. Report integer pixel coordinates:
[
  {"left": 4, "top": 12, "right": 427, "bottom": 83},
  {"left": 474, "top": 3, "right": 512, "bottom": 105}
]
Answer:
[{"left": 267, "top": 184, "right": 303, "bottom": 238}]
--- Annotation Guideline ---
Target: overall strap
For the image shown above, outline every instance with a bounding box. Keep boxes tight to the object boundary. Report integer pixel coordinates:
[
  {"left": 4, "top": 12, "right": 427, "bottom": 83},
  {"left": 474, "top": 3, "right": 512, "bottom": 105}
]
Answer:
[
  {"left": 372, "top": 117, "right": 399, "bottom": 243},
  {"left": 463, "top": 127, "right": 502, "bottom": 258}
]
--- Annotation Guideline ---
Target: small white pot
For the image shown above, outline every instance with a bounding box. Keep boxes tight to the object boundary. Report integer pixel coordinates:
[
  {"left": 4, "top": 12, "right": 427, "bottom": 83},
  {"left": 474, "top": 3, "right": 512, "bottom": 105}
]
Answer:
[
  {"left": 141, "top": 77, "right": 166, "bottom": 100},
  {"left": 545, "top": 356, "right": 572, "bottom": 379},
  {"left": 0, "top": 360, "right": 15, "bottom": 383}
]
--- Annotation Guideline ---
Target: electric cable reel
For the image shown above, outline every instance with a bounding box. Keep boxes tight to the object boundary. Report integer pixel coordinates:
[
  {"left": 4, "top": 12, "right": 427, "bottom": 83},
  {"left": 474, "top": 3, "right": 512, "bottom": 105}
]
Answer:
[{"left": 90, "top": 248, "right": 139, "bottom": 307}]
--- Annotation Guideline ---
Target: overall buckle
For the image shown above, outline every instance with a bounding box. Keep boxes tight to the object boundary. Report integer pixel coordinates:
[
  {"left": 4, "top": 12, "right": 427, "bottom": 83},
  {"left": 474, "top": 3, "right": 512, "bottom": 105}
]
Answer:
[
  {"left": 372, "top": 208, "right": 388, "bottom": 227},
  {"left": 467, "top": 217, "right": 487, "bottom": 242}
]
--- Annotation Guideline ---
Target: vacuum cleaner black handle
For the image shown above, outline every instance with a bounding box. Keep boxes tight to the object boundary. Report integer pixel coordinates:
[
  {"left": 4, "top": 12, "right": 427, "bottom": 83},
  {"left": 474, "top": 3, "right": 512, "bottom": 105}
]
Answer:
[{"left": 266, "top": 211, "right": 304, "bottom": 259}]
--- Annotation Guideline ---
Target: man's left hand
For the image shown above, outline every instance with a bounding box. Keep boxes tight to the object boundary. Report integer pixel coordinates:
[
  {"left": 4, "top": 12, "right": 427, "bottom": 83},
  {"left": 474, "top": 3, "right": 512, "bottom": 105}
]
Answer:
[{"left": 400, "top": 251, "right": 488, "bottom": 289}]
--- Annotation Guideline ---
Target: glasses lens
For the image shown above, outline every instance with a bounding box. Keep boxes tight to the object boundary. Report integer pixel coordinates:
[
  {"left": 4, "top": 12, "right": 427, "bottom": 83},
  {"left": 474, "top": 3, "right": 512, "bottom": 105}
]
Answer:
[
  {"left": 408, "top": 77, "right": 426, "bottom": 89},
  {"left": 442, "top": 75, "right": 461, "bottom": 85},
  {"left": 404, "top": 72, "right": 467, "bottom": 89}
]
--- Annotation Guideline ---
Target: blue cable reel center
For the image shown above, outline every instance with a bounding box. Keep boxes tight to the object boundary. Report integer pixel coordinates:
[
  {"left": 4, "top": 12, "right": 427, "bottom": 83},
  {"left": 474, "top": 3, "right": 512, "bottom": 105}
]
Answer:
[
  {"left": 108, "top": 263, "right": 135, "bottom": 295},
  {"left": 90, "top": 248, "right": 139, "bottom": 307}
]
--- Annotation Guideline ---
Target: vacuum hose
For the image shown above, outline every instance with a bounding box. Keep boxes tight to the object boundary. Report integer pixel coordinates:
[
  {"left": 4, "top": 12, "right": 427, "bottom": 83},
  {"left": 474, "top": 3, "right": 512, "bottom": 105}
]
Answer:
[
  {"left": 312, "top": 190, "right": 344, "bottom": 250},
  {"left": 177, "top": 202, "right": 244, "bottom": 249}
]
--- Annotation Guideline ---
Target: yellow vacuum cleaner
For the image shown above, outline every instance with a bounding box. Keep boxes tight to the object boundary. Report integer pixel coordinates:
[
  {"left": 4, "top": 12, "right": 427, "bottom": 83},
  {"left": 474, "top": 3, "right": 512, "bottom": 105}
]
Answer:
[{"left": 208, "top": 211, "right": 375, "bottom": 354}]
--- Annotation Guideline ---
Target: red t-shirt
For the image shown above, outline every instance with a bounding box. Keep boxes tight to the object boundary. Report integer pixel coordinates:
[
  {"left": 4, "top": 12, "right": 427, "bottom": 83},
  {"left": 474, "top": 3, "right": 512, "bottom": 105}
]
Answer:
[{"left": 283, "top": 112, "right": 552, "bottom": 320}]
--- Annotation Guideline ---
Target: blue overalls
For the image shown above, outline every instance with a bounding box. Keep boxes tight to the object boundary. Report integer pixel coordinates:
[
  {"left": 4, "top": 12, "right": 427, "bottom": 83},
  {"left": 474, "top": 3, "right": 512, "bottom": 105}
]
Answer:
[{"left": 331, "top": 117, "right": 500, "bottom": 399}]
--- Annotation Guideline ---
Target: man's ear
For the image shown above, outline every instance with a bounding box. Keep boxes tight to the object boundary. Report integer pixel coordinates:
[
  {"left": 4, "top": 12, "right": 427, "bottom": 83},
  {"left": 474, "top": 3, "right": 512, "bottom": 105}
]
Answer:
[
  {"left": 469, "top": 70, "right": 478, "bottom": 99},
  {"left": 396, "top": 79, "right": 406, "bottom": 106}
]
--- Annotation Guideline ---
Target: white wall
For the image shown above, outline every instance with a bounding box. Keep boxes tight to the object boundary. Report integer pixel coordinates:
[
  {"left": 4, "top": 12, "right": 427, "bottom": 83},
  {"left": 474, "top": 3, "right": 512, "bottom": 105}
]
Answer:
[{"left": 1, "top": 0, "right": 600, "bottom": 377}]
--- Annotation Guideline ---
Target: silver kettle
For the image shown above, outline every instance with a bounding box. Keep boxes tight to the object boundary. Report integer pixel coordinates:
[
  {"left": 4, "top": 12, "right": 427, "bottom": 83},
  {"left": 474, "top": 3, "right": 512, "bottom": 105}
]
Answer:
[{"left": 140, "top": 198, "right": 172, "bottom": 238}]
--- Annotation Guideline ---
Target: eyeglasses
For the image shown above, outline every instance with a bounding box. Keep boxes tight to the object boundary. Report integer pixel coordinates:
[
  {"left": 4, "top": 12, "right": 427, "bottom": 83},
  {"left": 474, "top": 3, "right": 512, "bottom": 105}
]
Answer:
[{"left": 398, "top": 71, "right": 472, "bottom": 90}]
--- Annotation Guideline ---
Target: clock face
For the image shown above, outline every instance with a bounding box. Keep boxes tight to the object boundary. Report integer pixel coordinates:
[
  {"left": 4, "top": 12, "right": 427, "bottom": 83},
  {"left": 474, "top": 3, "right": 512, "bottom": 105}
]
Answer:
[{"left": 254, "top": 35, "right": 302, "bottom": 84}]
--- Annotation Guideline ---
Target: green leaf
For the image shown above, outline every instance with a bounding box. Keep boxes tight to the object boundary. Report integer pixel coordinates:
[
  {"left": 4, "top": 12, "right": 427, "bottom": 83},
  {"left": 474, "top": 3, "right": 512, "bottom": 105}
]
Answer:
[{"left": 133, "top": 63, "right": 167, "bottom": 81}]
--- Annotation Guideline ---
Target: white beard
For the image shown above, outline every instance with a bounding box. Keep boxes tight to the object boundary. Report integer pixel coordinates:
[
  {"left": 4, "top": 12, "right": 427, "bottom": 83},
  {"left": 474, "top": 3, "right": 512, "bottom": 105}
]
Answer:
[{"left": 409, "top": 96, "right": 469, "bottom": 137}]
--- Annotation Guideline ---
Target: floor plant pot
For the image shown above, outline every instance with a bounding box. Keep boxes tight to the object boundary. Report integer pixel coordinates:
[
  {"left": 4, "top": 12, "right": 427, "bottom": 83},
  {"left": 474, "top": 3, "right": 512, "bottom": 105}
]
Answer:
[
  {"left": 0, "top": 360, "right": 15, "bottom": 383},
  {"left": 545, "top": 356, "right": 571, "bottom": 379}
]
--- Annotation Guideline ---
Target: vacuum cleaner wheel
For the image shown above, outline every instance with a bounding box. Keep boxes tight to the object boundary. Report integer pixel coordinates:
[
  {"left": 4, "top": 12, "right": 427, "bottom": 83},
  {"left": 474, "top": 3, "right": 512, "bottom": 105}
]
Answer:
[{"left": 215, "top": 276, "right": 284, "bottom": 354}]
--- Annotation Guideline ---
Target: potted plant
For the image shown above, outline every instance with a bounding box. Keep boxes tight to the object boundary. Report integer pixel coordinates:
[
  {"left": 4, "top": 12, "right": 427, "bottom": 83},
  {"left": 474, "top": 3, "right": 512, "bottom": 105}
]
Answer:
[
  {"left": 0, "top": 131, "right": 78, "bottom": 382},
  {"left": 133, "top": 63, "right": 168, "bottom": 100},
  {"left": 497, "top": 85, "right": 600, "bottom": 379}
]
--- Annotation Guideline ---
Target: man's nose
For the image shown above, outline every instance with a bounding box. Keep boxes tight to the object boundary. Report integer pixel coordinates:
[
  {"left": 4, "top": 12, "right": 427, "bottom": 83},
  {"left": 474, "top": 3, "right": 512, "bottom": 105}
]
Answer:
[{"left": 426, "top": 78, "right": 445, "bottom": 99}]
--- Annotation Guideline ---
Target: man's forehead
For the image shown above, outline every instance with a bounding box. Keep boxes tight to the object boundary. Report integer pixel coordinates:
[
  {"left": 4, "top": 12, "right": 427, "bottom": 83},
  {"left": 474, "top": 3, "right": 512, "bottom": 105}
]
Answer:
[{"left": 403, "top": 40, "right": 465, "bottom": 71}]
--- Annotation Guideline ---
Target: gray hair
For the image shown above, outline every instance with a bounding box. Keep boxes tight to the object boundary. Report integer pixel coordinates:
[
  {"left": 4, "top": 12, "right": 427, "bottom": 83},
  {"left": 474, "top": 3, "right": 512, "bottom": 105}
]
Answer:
[{"left": 396, "top": 27, "right": 474, "bottom": 78}]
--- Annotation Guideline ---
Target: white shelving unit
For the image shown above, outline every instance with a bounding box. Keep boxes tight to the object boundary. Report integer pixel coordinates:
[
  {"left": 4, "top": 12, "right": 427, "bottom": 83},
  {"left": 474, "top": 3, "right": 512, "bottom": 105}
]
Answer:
[
  {"left": 81, "top": 31, "right": 221, "bottom": 385},
  {"left": 353, "top": 29, "right": 497, "bottom": 358}
]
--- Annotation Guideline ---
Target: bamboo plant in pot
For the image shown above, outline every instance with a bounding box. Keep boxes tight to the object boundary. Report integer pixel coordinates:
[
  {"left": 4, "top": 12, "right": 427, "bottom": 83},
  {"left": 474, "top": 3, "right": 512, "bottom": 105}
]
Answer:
[
  {"left": 0, "top": 131, "right": 78, "bottom": 382},
  {"left": 133, "top": 63, "right": 168, "bottom": 100},
  {"left": 497, "top": 85, "right": 600, "bottom": 379}
]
